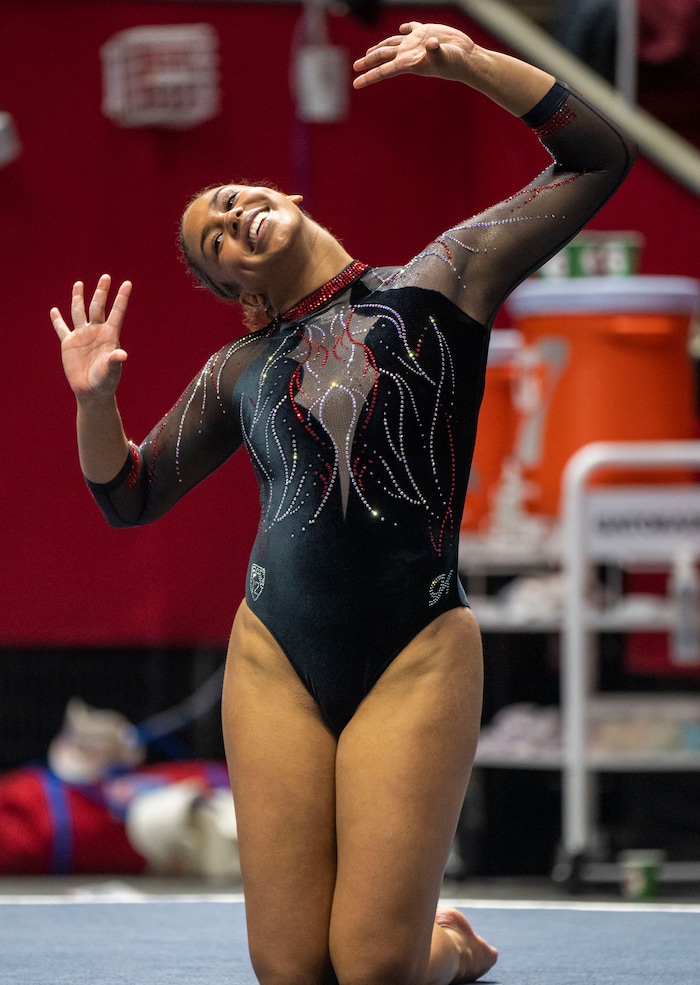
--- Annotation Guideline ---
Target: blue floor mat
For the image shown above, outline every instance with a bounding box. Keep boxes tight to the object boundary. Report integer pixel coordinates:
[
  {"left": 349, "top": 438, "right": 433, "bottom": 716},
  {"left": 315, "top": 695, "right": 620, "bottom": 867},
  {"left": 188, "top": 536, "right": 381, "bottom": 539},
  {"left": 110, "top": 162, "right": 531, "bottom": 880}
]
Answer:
[{"left": 1, "top": 898, "right": 699, "bottom": 984}]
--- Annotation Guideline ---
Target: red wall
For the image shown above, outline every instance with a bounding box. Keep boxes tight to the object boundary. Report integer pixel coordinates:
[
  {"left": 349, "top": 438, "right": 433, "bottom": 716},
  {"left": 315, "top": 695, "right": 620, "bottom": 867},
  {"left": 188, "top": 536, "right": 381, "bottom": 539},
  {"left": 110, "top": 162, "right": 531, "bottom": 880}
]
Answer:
[{"left": 2, "top": 1, "right": 699, "bottom": 646}]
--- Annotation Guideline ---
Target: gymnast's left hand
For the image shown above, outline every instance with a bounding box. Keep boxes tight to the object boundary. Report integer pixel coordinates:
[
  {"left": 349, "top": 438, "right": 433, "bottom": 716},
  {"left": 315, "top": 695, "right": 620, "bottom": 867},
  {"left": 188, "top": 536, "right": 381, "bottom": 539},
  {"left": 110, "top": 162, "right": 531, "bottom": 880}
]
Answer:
[{"left": 352, "top": 21, "right": 477, "bottom": 89}]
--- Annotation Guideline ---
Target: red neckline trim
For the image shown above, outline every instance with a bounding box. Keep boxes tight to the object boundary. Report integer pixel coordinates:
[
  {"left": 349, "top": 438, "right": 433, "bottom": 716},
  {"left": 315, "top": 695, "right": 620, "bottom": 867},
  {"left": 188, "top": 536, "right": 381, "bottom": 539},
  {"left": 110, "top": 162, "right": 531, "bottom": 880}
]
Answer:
[{"left": 279, "top": 260, "right": 369, "bottom": 323}]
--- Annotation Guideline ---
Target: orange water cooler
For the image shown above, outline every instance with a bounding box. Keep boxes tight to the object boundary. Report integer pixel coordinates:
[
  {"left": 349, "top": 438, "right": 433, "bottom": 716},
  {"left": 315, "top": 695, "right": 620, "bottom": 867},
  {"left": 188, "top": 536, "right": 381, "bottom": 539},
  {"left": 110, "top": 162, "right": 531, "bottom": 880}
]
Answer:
[
  {"left": 505, "top": 276, "right": 700, "bottom": 517},
  {"left": 461, "top": 329, "right": 522, "bottom": 532}
]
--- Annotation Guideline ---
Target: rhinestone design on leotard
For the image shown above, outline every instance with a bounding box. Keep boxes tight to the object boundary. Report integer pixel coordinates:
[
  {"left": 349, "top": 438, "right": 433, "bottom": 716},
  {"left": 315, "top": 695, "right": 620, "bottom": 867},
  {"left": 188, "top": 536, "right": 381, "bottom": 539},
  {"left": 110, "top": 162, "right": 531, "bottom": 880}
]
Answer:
[
  {"left": 124, "top": 442, "right": 142, "bottom": 488},
  {"left": 240, "top": 291, "right": 459, "bottom": 559},
  {"left": 278, "top": 260, "right": 369, "bottom": 323},
  {"left": 533, "top": 103, "right": 577, "bottom": 141}
]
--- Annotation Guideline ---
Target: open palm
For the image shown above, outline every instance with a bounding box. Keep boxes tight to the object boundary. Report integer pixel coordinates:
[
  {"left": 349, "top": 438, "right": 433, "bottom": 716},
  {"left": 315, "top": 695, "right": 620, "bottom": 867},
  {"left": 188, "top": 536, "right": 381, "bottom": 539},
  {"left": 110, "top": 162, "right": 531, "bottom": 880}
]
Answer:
[
  {"left": 51, "top": 274, "right": 131, "bottom": 399},
  {"left": 353, "top": 21, "right": 476, "bottom": 89}
]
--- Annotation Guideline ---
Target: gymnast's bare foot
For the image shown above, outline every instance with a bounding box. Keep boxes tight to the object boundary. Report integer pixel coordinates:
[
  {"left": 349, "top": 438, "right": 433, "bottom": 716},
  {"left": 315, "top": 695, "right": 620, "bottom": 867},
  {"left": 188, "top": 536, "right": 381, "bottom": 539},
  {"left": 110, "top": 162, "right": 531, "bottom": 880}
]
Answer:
[{"left": 435, "top": 906, "right": 498, "bottom": 982}]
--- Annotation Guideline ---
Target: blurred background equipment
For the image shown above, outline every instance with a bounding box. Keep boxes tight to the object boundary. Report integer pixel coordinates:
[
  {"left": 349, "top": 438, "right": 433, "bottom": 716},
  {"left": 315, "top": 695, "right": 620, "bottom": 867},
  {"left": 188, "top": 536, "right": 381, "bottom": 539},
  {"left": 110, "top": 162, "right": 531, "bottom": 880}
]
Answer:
[
  {"left": 0, "top": 110, "right": 20, "bottom": 167},
  {"left": 100, "top": 23, "right": 220, "bottom": 128}
]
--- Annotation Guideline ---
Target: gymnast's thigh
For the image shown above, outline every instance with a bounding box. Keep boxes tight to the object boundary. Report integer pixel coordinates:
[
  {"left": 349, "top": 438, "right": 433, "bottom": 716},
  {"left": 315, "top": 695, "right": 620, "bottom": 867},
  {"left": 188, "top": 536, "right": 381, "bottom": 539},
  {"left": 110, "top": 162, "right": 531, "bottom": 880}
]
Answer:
[
  {"left": 222, "top": 601, "right": 338, "bottom": 985},
  {"left": 329, "top": 607, "right": 483, "bottom": 981}
]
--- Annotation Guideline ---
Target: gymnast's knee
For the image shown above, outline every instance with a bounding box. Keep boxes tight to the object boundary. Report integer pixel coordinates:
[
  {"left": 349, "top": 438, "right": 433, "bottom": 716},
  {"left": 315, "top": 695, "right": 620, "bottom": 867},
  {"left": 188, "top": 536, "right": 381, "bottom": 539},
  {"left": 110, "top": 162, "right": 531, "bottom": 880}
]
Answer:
[
  {"left": 249, "top": 946, "right": 337, "bottom": 985},
  {"left": 333, "top": 942, "right": 426, "bottom": 985}
]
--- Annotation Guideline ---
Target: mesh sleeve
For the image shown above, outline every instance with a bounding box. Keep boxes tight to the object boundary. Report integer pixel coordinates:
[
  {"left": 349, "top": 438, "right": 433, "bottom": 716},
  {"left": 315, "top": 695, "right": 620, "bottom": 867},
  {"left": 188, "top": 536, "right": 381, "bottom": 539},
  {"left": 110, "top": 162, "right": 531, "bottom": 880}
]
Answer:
[
  {"left": 389, "top": 82, "right": 636, "bottom": 326},
  {"left": 85, "top": 337, "right": 257, "bottom": 527}
]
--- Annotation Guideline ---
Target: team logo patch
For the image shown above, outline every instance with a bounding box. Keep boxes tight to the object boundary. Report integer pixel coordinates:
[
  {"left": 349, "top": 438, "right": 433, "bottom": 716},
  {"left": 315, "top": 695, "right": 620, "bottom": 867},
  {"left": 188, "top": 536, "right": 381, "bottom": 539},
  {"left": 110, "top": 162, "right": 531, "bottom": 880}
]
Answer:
[
  {"left": 428, "top": 571, "right": 452, "bottom": 606},
  {"left": 250, "top": 564, "right": 266, "bottom": 601}
]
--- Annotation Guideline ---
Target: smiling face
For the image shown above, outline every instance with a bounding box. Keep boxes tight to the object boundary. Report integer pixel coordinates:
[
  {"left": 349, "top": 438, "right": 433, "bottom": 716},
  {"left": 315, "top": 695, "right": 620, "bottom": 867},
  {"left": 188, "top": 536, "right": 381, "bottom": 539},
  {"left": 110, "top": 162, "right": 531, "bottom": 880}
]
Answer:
[{"left": 180, "top": 184, "right": 305, "bottom": 306}]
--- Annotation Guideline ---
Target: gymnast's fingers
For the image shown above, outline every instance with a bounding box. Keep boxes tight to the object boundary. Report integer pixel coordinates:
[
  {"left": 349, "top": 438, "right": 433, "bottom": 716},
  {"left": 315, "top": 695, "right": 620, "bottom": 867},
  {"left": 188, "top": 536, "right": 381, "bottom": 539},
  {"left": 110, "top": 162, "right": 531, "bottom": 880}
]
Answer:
[
  {"left": 352, "top": 43, "right": 409, "bottom": 89},
  {"left": 88, "top": 272, "right": 113, "bottom": 325},
  {"left": 69, "top": 280, "right": 87, "bottom": 330},
  {"left": 50, "top": 306, "right": 71, "bottom": 342},
  {"left": 357, "top": 32, "right": 404, "bottom": 59},
  {"left": 106, "top": 279, "right": 133, "bottom": 333}
]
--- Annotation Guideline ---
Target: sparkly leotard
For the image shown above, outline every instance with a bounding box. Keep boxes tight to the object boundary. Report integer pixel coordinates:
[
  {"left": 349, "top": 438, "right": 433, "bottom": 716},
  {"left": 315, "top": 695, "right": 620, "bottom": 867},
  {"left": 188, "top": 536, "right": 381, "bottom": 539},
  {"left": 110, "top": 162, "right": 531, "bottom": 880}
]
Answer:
[{"left": 88, "top": 84, "right": 635, "bottom": 735}]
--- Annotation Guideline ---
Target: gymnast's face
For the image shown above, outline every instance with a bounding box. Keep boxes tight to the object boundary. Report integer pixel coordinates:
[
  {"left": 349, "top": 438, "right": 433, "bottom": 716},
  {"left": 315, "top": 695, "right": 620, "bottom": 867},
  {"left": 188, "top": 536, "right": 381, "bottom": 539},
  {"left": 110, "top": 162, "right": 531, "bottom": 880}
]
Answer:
[{"left": 181, "top": 184, "right": 305, "bottom": 303}]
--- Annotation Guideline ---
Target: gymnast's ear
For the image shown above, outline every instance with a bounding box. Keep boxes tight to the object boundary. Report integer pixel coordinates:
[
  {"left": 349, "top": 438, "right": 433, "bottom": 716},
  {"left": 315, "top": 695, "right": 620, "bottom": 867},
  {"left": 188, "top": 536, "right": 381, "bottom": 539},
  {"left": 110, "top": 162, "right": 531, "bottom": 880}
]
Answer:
[
  {"left": 288, "top": 193, "right": 304, "bottom": 205},
  {"left": 239, "top": 292, "right": 276, "bottom": 319}
]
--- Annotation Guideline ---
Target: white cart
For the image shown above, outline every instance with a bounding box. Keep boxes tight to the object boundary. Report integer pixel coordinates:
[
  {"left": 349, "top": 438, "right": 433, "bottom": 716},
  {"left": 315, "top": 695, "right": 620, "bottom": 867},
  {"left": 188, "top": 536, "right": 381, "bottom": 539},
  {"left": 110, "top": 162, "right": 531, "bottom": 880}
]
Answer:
[{"left": 560, "top": 440, "right": 700, "bottom": 887}]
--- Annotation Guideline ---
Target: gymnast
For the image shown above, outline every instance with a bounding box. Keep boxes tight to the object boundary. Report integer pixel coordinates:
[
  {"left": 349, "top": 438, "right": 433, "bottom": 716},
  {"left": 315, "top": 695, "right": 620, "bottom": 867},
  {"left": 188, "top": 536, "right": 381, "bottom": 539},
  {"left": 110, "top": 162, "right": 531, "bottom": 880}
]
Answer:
[{"left": 52, "top": 21, "right": 635, "bottom": 984}]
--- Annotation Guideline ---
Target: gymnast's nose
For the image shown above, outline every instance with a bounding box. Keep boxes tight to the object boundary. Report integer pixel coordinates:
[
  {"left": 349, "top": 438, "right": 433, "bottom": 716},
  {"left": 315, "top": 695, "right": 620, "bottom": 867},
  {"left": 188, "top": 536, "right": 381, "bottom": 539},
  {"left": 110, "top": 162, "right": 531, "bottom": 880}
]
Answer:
[{"left": 223, "top": 204, "right": 243, "bottom": 235}]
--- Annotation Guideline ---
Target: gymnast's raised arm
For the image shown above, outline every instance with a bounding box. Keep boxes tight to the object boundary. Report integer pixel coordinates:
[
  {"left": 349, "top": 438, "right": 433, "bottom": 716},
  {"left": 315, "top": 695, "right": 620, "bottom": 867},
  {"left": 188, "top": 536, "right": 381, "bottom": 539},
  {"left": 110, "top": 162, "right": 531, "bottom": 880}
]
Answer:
[
  {"left": 353, "top": 20, "right": 555, "bottom": 113},
  {"left": 51, "top": 273, "right": 246, "bottom": 528},
  {"left": 353, "top": 22, "right": 637, "bottom": 325}
]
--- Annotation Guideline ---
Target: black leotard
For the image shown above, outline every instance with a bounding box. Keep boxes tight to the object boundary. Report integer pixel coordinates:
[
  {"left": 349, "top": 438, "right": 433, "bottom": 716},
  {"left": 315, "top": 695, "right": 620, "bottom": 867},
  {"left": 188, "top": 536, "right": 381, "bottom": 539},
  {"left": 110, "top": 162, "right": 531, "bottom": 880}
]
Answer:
[{"left": 87, "top": 83, "right": 635, "bottom": 735}]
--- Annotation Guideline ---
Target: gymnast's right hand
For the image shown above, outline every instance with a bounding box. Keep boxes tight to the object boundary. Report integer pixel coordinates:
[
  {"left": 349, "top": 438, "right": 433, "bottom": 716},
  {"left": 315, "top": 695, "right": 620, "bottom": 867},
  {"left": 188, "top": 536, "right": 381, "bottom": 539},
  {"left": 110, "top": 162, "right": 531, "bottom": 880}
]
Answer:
[{"left": 50, "top": 274, "right": 131, "bottom": 400}]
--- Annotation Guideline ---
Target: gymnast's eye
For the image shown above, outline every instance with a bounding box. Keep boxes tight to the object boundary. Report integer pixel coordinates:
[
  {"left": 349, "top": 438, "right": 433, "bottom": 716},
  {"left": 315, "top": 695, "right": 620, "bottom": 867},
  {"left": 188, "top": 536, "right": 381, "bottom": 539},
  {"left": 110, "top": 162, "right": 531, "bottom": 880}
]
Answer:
[{"left": 225, "top": 191, "right": 239, "bottom": 210}]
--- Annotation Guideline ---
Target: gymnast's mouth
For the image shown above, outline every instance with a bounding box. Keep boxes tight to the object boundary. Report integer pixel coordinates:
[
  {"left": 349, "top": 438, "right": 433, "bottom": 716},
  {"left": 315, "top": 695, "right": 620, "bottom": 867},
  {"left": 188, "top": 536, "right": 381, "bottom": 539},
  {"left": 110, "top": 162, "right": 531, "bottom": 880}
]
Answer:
[{"left": 247, "top": 209, "right": 268, "bottom": 251}]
